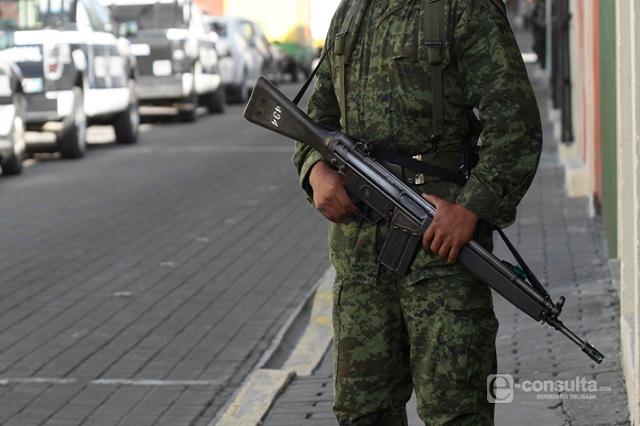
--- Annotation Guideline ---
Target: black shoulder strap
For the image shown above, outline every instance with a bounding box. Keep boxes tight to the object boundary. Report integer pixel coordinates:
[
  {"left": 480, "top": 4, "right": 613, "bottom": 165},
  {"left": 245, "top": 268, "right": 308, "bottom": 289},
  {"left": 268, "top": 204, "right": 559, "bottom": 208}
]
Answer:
[
  {"left": 496, "top": 227, "right": 551, "bottom": 300},
  {"left": 292, "top": 0, "right": 361, "bottom": 106},
  {"left": 425, "top": 0, "right": 444, "bottom": 151},
  {"left": 372, "top": 146, "right": 467, "bottom": 185},
  {"left": 292, "top": 40, "right": 335, "bottom": 106}
]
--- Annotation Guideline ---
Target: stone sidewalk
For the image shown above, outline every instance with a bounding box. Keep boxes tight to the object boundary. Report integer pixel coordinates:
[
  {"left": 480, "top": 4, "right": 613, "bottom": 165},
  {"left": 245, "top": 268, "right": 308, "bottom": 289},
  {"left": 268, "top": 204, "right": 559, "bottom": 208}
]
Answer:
[
  {"left": 261, "top": 61, "right": 631, "bottom": 426},
  {"left": 0, "top": 89, "right": 330, "bottom": 426}
]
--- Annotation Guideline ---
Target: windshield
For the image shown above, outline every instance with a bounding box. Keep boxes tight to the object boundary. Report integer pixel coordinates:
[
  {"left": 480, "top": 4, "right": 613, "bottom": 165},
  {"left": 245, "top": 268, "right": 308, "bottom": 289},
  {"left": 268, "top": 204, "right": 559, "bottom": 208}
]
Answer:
[
  {"left": 109, "top": 2, "right": 186, "bottom": 31},
  {"left": 0, "top": 0, "right": 71, "bottom": 31}
]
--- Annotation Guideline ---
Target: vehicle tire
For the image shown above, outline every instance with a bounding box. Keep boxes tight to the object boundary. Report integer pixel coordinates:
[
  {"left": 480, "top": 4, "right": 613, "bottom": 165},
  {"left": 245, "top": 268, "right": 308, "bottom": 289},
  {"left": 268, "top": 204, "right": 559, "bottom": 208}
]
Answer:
[
  {"left": 229, "top": 84, "right": 248, "bottom": 104},
  {"left": 178, "top": 85, "right": 198, "bottom": 123},
  {"left": 58, "top": 86, "right": 87, "bottom": 159},
  {"left": 114, "top": 82, "right": 140, "bottom": 144},
  {"left": 241, "top": 84, "right": 249, "bottom": 104},
  {"left": 206, "top": 85, "right": 226, "bottom": 114},
  {"left": 228, "top": 68, "right": 249, "bottom": 104},
  {"left": 0, "top": 94, "right": 26, "bottom": 176},
  {"left": 178, "top": 102, "right": 197, "bottom": 123},
  {"left": 290, "top": 63, "right": 300, "bottom": 83},
  {"left": 1, "top": 152, "right": 23, "bottom": 176}
]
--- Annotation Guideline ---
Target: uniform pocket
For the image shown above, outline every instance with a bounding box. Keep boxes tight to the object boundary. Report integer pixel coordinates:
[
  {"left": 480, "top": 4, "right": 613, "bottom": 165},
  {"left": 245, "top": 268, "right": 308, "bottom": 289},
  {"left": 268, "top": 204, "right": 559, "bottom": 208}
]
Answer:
[
  {"left": 403, "top": 266, "right": 494, "bottom": 312},
  {"left": 424, "top": 308, "right": 498, "bottom": 414},
  {"left": 329, "top": 220, "right": 379, "bottom": 283},
  {"left": 329, "top": 222, "right": 358, "bottom": 278},
  {"left": 390, "top": 34, "right": 432, "bottom": 149},
  {"left": 433, "top": 308, "right": 498, "bottom": 381}
]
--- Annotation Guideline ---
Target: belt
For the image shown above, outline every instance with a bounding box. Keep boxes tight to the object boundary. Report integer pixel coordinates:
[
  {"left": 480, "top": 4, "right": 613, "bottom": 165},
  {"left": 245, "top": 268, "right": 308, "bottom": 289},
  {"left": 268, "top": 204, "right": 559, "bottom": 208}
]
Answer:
[{"left": 371, "top": 146, "right": 467, "bottom": 185}]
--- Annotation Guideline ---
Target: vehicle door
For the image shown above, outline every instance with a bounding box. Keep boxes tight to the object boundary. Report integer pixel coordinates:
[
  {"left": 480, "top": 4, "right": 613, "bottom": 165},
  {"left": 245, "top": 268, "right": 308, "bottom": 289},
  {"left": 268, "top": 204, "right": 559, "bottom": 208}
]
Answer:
[
  {"left": 77, "top": 0, "right": 127, "bottom": 116},
  {"left": 189, "top": 3, "right": 218, "bottom": 94},
  {"left": 251, "top": 23, "right": 273, "bottom": 75},
  {"left": 239, "top": 20, "right": 261, "bottom": 85},
  {"left": 87, "top": 0, "right": 128, "bottom": 90}
]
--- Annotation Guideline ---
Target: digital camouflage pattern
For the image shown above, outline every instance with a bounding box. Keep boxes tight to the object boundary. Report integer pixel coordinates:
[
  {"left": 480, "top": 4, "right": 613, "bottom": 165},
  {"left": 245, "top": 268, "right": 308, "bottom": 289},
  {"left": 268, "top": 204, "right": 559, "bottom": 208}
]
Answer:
[
  {"left": 333, "top": 268, "right": 498, "bottom": 425},
  {"left": 293, "top": 0, "right": 542, "bottom": 424}
]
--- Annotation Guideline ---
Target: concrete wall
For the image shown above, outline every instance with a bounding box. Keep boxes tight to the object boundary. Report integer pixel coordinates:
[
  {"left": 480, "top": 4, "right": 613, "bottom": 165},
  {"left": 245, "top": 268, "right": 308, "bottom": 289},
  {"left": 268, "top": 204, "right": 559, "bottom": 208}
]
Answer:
[
  {"left": 559, "top": 1, "right": 639, "bottom": 420},
  {"left": 616, "top": 0, "right": 640, "bottom": 422},
  {"left": 562, "top": 0, "right": 599, "bottom": 203}
]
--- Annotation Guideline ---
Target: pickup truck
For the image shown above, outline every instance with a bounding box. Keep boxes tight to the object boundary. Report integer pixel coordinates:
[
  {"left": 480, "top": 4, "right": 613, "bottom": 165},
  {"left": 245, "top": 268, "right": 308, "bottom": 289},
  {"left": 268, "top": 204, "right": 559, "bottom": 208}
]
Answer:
[
  {"left": 0, "top": 0, "right": 140, "bottom": 158},
  {"left": 106, "top": 0, "right": 225, "bottom": 122}
]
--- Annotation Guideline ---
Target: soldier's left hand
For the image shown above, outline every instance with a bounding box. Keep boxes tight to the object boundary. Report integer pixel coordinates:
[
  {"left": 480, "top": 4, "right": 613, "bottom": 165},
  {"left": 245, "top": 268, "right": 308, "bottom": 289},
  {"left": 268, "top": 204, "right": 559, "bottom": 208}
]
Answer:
[{"left": 421, "top": 194, "right": 479, "bottom": 263}]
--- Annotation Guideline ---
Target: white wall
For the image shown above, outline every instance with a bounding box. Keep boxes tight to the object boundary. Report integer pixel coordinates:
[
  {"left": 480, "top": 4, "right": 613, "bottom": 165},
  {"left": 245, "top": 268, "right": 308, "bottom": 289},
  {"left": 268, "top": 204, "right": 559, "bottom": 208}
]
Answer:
[
  {"left": 310, "top": 0, "right": 341, "bottom": 44},
  {"left": 562, "top": 0, "right": 596, "bottom": 204},
  {"left": 616, "top": 0, "right": 640, "bottom": 422}
]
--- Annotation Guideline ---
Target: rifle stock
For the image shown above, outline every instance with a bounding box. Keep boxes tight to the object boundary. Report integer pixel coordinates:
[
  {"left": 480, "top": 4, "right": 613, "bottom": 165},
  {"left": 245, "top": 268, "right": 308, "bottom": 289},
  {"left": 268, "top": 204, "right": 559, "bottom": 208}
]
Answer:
[{"left": 244, "top": 78, "right": 335, "bottom": 156}]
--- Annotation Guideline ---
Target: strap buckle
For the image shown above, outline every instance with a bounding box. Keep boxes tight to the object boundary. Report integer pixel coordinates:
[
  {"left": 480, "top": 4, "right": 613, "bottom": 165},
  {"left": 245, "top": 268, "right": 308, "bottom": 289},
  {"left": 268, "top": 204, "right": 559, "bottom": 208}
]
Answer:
[
  {"left": 425, "top": 41, "right": 443, "bottom": 65},
  {"left": 334, "top": 32, "right": 347, "bottom": 56},
  {"left": 412, "top": 154, "right": 425, "bottom": 185},
  {"left": 355, "top": 139, "right": 372, "bottom": 156}
]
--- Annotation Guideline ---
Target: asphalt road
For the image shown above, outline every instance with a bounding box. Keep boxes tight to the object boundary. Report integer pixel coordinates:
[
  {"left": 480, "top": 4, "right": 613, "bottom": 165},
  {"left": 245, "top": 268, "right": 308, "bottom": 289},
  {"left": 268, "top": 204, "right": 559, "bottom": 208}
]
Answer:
[{"left": 0, "top": 87, "right": 329, "bottom": 426}]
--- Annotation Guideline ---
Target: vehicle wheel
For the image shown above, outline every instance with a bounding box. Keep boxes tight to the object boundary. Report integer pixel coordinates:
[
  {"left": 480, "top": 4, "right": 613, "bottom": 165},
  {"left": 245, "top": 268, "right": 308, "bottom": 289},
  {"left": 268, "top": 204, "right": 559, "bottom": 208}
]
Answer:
[
  {"left": 206, "top": 85, "right": 226, "bottom": 114},
  {"left": 228, "top": 67, "right": 249, "bottom": 104},
  {"left": 114, "top": 83, "right": 140, "bottom": 144},
  {"left": 290, "top": 63, "right": 300, "bottom": 83},
  {"left": 0, "top": 94, "right": 26, "bottom": 176},
  {"left": 177, "top": 88, "right": 198, "bottom": 123},
  {"left": 58, "top": 86, "right": 87, "bottom": 159},
  {"left": 1, "top": 152, "right": 23, "bottom": 176},
  {"left": 178, "top": 103, "right": 197, "bottom": 122},
  {"left": 228, "top": 83, "right": 248, "bottom": 104}
]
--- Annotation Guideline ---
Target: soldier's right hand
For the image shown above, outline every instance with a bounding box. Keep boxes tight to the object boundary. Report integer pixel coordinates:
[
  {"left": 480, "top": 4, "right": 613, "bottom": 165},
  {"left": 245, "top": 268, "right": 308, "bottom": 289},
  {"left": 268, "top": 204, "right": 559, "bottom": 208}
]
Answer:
[{"left": 309, "top": 161, "right": 358, "bottom": 223}]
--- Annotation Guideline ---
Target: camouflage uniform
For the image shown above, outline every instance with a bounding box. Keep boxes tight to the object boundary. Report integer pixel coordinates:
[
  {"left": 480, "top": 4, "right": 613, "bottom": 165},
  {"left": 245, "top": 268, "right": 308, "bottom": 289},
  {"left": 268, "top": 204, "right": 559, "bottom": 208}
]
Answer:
[{"left": 293, "top": 0, "right": 542, "bottom": 424}]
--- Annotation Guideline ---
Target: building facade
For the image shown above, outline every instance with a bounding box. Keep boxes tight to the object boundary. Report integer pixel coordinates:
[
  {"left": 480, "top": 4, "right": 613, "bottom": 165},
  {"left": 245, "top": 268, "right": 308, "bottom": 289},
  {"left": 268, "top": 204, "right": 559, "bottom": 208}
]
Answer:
[
  {"left": 193, "top": 0, "right": 311, "bottom": 45},
  {"left": 194, "top": 0, "right": 223, "bottom": 15},
  {"left": 545, "top": 0, "right": 640, "bottom": 421}
]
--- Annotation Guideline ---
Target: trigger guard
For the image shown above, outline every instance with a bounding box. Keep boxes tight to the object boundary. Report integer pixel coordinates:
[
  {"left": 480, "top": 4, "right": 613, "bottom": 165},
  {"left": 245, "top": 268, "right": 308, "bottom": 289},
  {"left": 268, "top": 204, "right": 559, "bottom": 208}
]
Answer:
[{"left": 356, "top": 203, "right": 382, "bottom": 224}]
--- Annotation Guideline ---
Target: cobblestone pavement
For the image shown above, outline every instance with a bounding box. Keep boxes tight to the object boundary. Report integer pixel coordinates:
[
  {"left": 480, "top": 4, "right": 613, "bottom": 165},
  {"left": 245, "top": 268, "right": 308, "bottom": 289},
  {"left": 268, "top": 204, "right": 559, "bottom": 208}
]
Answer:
[
  {"left": 262, "top": 60, "right": 631, "bottom": 426},
  {"left": 0, "top": 92, "right": 329, "bottom": 425}
]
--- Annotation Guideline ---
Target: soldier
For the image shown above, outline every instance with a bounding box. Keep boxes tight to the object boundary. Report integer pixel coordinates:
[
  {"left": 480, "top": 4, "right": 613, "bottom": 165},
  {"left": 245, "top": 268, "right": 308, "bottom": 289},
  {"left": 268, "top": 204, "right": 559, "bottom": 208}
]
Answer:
[{"left": 294, "top": 0, "right": 542, "bottom": 424}]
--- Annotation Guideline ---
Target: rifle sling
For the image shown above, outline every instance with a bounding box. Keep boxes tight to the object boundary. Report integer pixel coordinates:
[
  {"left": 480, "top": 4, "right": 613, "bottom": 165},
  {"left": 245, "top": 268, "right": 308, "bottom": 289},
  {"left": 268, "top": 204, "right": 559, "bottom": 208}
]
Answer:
[
  {"left": 425, "top": 0, "right": 444, "bottom": 150},
  {"left": 293, "top": 40, "right": 335, "bottom": 106},
  {"left": 371, "top": 146, "right": 467, "bottom": 185}
]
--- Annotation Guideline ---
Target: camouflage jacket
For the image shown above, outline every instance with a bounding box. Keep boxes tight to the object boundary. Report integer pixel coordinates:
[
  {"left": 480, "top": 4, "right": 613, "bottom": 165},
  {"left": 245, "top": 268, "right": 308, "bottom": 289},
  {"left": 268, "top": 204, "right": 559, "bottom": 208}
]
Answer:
[{"left": 294, "top": 0, "right": 542, "bottom": 285}]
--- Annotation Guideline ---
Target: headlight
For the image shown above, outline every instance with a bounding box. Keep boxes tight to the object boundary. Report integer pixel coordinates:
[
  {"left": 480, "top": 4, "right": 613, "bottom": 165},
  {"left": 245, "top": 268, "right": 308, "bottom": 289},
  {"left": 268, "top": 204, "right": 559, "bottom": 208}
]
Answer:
[
  {"left": 172, "top": 49, "right": 186, "bottom": 62},
  {"left": 0, "top": 75, "right": 11, "bottom": 97},
  {"left": 184, "top": 40, "right": 198, "bottom": 60}
]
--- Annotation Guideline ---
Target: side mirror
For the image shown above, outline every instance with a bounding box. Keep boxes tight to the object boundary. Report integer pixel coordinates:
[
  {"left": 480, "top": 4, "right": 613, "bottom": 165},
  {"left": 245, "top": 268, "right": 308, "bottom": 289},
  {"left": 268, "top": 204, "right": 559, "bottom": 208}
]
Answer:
[{"left": 119, "top": 21, "right": 138, "bottom": 38}]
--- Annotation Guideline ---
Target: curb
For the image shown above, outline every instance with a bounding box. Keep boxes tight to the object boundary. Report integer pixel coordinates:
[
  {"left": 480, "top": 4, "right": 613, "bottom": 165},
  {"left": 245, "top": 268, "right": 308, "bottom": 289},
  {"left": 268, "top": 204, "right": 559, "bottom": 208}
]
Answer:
[
  {"left": 209, "top": 268, "right": 335, "bottom": 426},
  {"left": 282, "top": 270, "right": 333, "bottom": 376},
  {"left": 216, "top": 369, "right": 296, "bottom": 426}
]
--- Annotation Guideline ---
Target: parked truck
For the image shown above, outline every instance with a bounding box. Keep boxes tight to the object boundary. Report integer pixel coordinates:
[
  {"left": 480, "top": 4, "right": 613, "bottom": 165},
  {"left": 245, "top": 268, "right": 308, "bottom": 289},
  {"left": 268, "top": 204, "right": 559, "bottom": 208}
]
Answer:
[{"left": 202, "top": 0, "right": 314, "bottom": 82}]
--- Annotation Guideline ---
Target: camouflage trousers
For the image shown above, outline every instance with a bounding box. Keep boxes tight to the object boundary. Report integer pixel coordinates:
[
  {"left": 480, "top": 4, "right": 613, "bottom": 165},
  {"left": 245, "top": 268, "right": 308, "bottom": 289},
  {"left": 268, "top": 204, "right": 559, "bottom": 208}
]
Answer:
[{"left": 331, "top": 265, "right": 499, "bottom": 425}]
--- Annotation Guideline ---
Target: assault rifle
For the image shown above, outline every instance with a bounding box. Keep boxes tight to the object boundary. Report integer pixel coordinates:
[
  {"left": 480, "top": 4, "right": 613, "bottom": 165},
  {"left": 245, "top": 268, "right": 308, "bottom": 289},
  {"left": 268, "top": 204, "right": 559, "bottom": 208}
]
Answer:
[{"left": 244, "top": 77, "right": 604, "bottom": 364}]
